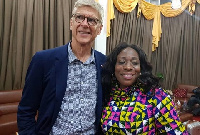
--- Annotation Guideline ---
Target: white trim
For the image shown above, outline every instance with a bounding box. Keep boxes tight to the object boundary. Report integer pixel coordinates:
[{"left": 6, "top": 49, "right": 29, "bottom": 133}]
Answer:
[{"left": 95, "top": 0, "right": 107, "bottom": 55}]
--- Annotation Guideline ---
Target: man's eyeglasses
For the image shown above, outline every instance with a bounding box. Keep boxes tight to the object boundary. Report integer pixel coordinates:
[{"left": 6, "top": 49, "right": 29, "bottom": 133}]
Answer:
[{"left": 72, "top": 14, "right": 101, "bottom": 26}]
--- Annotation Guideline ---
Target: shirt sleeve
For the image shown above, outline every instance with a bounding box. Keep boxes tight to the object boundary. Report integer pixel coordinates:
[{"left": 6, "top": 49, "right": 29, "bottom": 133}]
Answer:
[{"left": 153, "top": 88, "right": 189, "bottom": 135}]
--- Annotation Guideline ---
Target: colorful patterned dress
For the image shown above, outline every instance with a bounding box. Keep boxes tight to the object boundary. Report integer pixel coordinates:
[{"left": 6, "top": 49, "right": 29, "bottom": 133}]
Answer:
[{"left": 101, "top": 86, "right": 189, "bottom": 135}]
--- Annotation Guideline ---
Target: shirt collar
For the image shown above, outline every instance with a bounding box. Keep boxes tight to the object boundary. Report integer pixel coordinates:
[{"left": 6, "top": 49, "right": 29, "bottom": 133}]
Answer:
[{"left": 68, "top": 43, "right": 95, "bottom": 64}]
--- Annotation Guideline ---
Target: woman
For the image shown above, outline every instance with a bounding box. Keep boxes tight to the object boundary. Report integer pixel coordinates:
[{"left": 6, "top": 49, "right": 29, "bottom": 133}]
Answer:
[{"left": 101, "top": 42, "right": 188, "bottom": 134}]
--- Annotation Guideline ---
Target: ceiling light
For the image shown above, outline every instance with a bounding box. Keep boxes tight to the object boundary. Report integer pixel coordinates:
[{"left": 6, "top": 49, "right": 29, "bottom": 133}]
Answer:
[{"left": 171, "top": 0, "right": 182, "bottom": 9}]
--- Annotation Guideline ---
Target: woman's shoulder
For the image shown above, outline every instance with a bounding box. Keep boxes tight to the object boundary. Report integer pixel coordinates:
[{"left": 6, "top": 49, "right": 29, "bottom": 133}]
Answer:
[
  {"left": 147, "top": 87, "right": 171, "bottom": 101},
  {"left": 154, "top": 87, "right": 168, "bottom": 96},
  {"left": 148, "top": 87, "right": 173, "bottom": 106}
]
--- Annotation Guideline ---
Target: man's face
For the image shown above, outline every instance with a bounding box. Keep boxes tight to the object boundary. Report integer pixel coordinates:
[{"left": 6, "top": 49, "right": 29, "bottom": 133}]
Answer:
[
  {"left": 115, "top": 47, "right": 141, "bottom": 89},
  {"left": 70, "top": 6, "right": 102, "bottom": 45}
]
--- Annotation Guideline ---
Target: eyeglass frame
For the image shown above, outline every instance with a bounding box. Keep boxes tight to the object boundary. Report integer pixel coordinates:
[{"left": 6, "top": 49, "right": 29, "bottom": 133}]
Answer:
[{"left": 72, "top": 14, "right": 101, "bottom": 26}]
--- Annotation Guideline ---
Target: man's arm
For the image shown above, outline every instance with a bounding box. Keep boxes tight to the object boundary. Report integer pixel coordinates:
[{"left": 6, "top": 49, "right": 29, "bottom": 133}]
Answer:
[{"left": 17, "top": 52, "right": 44, "bottom": 134}]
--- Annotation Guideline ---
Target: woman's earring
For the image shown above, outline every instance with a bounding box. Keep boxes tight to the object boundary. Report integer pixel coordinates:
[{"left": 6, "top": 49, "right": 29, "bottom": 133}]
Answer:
[
  {"left": 140, "top": 72, "right": 142, "bottom": 75},
  {"left": 112, "top": 74, "right": 116, "bottom": 81}
]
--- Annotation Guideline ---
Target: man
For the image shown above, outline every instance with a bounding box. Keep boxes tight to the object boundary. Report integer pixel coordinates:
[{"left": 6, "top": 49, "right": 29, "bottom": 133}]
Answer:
[{"left": 17, "top": 0, "right": 106, "bottom": 134}]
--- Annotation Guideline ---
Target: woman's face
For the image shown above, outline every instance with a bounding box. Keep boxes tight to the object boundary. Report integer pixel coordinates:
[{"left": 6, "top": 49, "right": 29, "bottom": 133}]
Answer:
[{"left": 115, "top": 47, "right": 141, "bottom": 89}]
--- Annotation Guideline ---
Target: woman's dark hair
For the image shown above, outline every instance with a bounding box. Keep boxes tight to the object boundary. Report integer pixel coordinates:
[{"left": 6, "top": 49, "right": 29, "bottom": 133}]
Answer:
[{"left": 102, "top": 42, "right": 159, "bottom": 103}]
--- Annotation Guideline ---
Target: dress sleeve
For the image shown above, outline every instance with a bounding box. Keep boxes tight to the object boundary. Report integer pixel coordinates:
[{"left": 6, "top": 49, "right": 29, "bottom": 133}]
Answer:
[{"left": 153, "top": 88, "right": 189, "bottom": 135}]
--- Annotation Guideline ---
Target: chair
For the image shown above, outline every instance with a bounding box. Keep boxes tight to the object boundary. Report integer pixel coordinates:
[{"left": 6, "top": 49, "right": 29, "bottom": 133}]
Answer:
[{"left": 0, "top": 89, "right": 22, "bottom": 135}]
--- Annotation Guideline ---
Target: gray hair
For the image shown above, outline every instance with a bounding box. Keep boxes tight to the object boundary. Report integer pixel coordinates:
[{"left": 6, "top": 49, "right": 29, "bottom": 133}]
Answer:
[{"left": 72, "top": 0, "right": 104, "bottom": 24}]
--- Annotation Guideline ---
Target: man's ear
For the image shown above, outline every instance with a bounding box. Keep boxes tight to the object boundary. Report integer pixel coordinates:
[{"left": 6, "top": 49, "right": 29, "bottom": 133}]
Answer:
[{"left": 97, "top": 25, "right": 103, "bottom": 35}]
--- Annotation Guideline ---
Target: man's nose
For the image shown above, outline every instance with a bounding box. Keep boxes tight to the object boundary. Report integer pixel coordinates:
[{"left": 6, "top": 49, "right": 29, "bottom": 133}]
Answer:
[{"left": 81, "top": 18, "right": 89, "bottom": 26}]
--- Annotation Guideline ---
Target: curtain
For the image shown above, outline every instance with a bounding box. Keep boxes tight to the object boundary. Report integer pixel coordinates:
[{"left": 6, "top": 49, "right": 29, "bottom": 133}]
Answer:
[
  {"left": 0, "top": 0, "right": 76, "bottom": 90},
  {"left": 106, "top": 6, "right": 153, "bottom": 61},
  {"left": 107, "top": 4, "right": 200, "bottom": 89}
]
